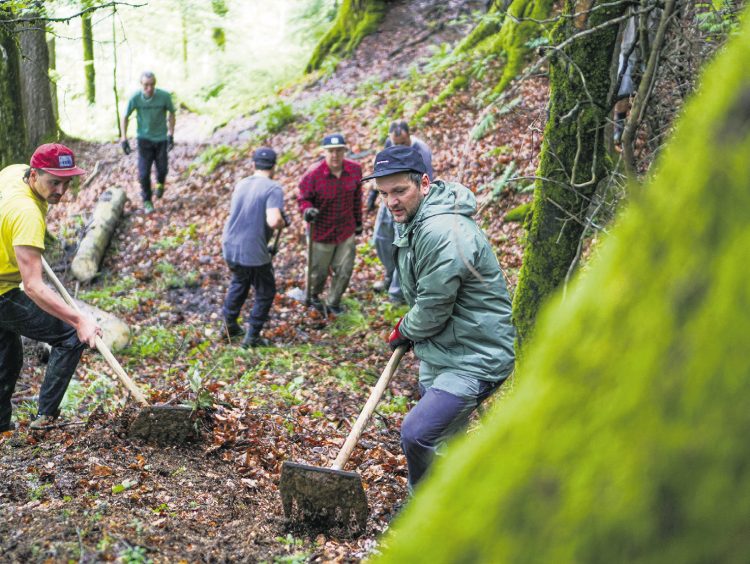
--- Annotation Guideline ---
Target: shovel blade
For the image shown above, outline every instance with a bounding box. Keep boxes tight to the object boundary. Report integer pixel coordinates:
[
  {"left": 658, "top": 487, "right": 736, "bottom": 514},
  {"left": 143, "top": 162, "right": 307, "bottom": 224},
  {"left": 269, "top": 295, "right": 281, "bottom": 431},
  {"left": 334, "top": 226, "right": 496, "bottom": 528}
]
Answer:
[
  {"left": 128, "top": 405, "right": 196, "bottom": 444},
  {"left": 279, "top": 461, "right": 368, "bottom": 536}
]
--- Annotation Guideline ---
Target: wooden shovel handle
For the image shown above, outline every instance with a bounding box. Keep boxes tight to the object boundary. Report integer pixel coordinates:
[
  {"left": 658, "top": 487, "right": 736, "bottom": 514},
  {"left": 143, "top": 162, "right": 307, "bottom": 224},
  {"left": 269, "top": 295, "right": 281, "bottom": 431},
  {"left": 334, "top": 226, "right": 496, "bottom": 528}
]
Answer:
[
  {"left": 305, "top": 223, "right": 314, "bottom": 304},
  {"left": 332, "top": 345, "right": 408, "bottom": 471},
  {"left": 40, "top": 257, "right": 150, "bottom": 406}
]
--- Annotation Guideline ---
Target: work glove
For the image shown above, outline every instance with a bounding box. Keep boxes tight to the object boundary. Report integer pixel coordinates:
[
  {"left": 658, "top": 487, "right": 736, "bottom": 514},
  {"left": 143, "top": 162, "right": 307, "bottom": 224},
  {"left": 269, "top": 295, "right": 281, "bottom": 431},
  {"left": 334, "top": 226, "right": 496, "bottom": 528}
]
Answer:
[
  {"left": 366, "top": 188, "right": 379, "bottom": 212},
  {"left": 267, "top": 244, "right": 278, "bottom": 257},
  {"left": 387, "top": 318, "right": 413, "bottom": 351},
  {"left": 355, "top": 223, "right": 363, "bottom": 235},
  {"left": 303, "top": 208, "right": 319, "bottom": 223},
  {"left": 167, "top": 135, "right": 175, "bottom": 152},
  {"left": 120, "top": 140, "right": 132, "bottom": 155},
  {"left": 281, "top": 210, "right": 291, "bottom": 227}
]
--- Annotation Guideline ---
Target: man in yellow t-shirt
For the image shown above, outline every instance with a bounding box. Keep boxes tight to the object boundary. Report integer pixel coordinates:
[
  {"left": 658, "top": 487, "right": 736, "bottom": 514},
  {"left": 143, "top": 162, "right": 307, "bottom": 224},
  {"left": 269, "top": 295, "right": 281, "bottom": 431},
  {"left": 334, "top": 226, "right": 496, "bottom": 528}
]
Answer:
[{"left": 0, "top": 143, "right": 101, "bottom": 433}]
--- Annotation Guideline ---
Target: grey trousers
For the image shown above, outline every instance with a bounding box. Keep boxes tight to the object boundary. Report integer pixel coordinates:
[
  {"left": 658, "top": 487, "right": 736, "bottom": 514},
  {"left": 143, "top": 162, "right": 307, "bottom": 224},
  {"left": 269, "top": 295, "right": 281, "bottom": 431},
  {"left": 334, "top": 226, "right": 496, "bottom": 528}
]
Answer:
[
  {"left": 309, "top": 235, "right": 356, "bottom": 308},
  {"left": 372, "top": 202, "right": 403, "bottom": 300}
]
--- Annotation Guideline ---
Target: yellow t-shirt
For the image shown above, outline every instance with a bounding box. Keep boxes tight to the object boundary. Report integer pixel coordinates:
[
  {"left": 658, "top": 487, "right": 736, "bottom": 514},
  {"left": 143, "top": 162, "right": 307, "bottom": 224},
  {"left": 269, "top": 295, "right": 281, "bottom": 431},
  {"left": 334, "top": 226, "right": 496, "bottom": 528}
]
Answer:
[{"left": 0, "top": 164, "right": 48, "bottom": 296}]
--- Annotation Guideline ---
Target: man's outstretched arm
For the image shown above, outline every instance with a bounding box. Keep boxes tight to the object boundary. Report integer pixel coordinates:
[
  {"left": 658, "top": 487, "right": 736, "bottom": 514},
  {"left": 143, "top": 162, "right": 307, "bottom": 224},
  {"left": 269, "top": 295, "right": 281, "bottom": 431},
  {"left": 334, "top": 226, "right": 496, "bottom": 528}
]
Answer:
[{"left": 15, "top": 245, "right": 101, "bottom": 347}]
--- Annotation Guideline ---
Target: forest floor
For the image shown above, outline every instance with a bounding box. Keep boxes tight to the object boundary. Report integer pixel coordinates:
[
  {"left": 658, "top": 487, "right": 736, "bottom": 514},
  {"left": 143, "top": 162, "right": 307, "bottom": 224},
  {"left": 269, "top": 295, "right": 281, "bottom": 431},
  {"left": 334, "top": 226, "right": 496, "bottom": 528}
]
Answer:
[{"left": 1, "top": 1, "right": 549, "bottom": 561}]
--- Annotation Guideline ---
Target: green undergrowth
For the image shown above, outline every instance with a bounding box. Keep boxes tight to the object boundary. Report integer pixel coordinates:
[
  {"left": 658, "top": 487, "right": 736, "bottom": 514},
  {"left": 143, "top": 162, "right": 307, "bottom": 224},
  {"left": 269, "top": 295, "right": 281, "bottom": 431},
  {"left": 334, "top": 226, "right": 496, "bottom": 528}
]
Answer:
[{"left": 78, "top": 276, "right": 157, "bottom": 314}]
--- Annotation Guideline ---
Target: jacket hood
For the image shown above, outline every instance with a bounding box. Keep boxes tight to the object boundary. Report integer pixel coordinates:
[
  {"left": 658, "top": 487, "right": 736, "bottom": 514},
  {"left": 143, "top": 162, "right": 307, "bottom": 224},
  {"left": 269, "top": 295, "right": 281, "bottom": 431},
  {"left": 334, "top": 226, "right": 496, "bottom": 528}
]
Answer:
[{"left": 398, "top": 181, "right": 477, "bottom": 239}]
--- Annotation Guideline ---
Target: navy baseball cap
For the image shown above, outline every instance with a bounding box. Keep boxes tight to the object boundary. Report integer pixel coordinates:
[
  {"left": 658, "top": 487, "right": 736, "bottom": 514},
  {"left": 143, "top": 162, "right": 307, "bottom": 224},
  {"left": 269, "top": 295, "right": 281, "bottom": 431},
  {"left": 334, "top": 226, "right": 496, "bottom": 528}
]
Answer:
[
  {"left": 322, "top": 133, "right": 347, "bottom": 149},
  {"left": 253, "top": 147, "right": 277, "bottom": 168},
  {"left": 362, "top": 145, "right": 427, "bottom": 181}
]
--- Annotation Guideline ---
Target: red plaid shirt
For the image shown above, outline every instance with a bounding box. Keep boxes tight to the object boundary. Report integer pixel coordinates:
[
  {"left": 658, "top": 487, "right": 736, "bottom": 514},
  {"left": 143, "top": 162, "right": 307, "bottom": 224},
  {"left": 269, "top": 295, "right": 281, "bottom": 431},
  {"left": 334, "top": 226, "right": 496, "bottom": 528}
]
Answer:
[{"left": 297, "top": 158, "right": 363, "bottom": 244}]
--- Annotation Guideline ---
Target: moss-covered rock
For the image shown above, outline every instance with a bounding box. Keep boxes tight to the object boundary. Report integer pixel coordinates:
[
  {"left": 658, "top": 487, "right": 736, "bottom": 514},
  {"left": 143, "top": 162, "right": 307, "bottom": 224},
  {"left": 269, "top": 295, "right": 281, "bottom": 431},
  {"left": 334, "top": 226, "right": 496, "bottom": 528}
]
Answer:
[
  {"left": 377, "top": 10, "right": 750, "bottom": 564},
  {"left": 306, "top": 0, "right": 389, "bottom": 73}
]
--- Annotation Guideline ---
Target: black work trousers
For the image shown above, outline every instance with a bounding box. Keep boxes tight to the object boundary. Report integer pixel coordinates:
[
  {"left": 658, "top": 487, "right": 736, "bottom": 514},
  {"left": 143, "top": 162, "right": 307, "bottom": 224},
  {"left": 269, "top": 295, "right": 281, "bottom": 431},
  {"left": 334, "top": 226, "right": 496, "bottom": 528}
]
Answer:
[
  {"left": 0, "top": 289, "right": 85, "bottom": 428},
  {"left": 137, "top": 138, "right": 169, "bottom": 202},
  {"left": 221, "top": 261, "right": 276, "bottom": 336}
]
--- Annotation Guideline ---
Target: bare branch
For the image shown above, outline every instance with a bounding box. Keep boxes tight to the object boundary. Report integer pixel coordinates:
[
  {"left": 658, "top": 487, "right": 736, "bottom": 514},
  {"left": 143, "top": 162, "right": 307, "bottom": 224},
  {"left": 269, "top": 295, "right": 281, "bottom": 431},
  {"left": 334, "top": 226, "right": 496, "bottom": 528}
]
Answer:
[{"left": 1, "top": 1, "right": 146, "bottom": 24}]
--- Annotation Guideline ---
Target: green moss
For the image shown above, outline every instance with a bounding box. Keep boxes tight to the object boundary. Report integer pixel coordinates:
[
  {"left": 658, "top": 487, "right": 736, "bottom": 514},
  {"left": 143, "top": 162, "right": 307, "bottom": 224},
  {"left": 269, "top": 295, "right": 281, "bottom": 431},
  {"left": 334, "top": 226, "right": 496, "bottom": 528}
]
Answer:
[
  {"left": 306, "top": 0, "right": 389, "bottom": 73},
  {"left": 512, "top": 0, "right": 625, "bottom": 347},
  {"left": 378, "top": 14, "right": 750, "bottom": 562},
  {"left": 504, "top": 201, "right": 532, "bottom": 222},
  {"left": 414, "top": 75, "right": 470, "bottom": 121},
  {"left": 495, "top": 0, "right": 555, "bottom": 93}
]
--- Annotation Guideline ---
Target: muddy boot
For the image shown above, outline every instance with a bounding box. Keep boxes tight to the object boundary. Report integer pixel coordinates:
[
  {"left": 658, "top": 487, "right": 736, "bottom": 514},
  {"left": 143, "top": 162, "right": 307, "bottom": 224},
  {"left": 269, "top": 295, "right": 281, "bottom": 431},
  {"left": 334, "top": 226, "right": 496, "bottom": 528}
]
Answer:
[
  {"left": 242, "top": 329, "right": 269, "bottom": 349},
  {"left": 223, "top": 317, "right": 244, "bottom": 340}
]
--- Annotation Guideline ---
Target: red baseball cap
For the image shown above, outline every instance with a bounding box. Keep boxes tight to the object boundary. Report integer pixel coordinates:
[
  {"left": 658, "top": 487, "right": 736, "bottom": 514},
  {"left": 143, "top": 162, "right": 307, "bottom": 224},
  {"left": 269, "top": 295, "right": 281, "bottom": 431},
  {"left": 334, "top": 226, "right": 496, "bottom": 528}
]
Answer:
[{"left": 30, "top": 143, "right": 86, "bottom": 177}]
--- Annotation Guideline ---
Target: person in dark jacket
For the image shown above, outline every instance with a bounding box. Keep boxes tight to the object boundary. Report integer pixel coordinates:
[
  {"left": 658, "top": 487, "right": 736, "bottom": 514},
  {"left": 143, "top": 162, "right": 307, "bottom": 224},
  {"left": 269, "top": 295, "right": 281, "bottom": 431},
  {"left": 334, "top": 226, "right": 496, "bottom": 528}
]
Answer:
[{"left": 363, "top": 145, "right": 515, "bottom": 490}]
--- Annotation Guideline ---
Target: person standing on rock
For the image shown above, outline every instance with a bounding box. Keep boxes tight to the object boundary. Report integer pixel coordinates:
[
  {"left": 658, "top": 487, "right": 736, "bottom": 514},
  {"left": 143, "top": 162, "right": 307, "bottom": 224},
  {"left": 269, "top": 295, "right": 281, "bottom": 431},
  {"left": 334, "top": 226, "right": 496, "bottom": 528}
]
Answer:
[
  {"left": 0, "top": 144, "right": 102, "bottom": 432},
  {"left": 120, "top": 71, "right": 176, "bottom": 215},
  {"left": 221, "top": 147, "right": 287, "bottom": 348},
  {"left": 366, "top": 120, "right": 434, "bottom": 304},
  {"left": 297, "top": 133, "right": 363, "bottom": 316},
  {"left": 363, "top": 145, "right": 515, "bottom": 490}
]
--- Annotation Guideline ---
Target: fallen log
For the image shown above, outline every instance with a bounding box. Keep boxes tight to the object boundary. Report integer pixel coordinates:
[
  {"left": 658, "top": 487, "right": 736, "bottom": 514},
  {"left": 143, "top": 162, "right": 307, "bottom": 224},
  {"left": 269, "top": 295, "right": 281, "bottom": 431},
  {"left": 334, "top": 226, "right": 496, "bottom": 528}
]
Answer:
[{"left": 71, "top": 187, "right": 127, "bottom": 283}]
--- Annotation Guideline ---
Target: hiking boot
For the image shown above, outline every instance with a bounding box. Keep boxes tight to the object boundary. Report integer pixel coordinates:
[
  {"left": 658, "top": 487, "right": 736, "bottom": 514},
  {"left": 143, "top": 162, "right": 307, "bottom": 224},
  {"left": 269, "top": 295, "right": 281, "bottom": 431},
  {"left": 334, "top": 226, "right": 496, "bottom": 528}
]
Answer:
[
  {"left": 223, "top": 318, "right": 245, "bottom": 339},
  {"left": 373, "top": 280, "right": 387, "bottom": 293},
  {"left": 29, "top": 415, "right": 57, "bottom": 430},
  {"left": 242, "top": 332, "right": 270, "bottom": 348},
  {"left": 308, "top": 296, "right": 325, "bottom": 314},
  {"left": 144, "top": 200, "right": 155, "bottom": 214},
  {"left": 0, "top": 422, "right": 16, "bottom": 433},
  {"left": 327, "top": 303, "right": 344, "bottom": 316},
  {"left": 155, "top": 183, "right": 165, "bottom": 199}
]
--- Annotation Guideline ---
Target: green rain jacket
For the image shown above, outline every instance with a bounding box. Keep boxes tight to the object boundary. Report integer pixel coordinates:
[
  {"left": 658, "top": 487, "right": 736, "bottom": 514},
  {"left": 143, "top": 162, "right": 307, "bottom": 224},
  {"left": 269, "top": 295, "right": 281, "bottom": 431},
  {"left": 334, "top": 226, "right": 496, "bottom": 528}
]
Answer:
[{"left": 395, "top": 181, "right": 515, "bottom": 382}]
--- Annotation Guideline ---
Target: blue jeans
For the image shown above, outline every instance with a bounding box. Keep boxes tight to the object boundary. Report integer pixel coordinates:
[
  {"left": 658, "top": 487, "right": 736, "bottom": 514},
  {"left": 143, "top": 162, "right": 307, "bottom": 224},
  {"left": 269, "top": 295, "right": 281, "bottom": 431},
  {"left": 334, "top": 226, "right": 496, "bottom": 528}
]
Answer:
[
  {"left": 137, "top": 138, "right": 168, "bottom": 202},
  {"left": 400, "top": 362, "right": 502, "bottom": 489},
  {"left": 222, "top": 261, "right": 276, "bottom": 335},
  {"left": 0, "top": 289, "right": 85, "bottom": 428}
]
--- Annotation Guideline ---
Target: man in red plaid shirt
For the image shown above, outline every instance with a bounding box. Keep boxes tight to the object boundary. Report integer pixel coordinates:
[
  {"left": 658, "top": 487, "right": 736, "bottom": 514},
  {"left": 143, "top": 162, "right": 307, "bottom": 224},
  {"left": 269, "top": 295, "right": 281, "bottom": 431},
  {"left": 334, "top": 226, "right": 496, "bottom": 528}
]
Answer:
[{"left": 298, "top": 133, "right": 363, "bottom": 315}]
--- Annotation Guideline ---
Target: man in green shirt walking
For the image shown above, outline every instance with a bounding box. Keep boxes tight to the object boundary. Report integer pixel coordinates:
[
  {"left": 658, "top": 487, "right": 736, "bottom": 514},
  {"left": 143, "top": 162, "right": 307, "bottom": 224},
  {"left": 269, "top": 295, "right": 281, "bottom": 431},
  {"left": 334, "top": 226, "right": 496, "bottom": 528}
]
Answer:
[{"left": 120, "top": 71, "right": 176, "bottom": 214}]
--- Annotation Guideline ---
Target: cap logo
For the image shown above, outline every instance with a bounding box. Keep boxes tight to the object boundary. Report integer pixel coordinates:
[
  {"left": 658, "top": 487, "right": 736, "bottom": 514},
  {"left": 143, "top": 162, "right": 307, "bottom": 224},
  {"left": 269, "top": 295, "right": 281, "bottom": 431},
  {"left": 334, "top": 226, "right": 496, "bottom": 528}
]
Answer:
[
  {"left": 58, "top": 154, "right": 73, "bottom": 168},
  {"left": 332, "top": 137, "right": 340, "bottom": 144},
  {"left": 376, "top": 160, "right": 389, "bottom": 166}
]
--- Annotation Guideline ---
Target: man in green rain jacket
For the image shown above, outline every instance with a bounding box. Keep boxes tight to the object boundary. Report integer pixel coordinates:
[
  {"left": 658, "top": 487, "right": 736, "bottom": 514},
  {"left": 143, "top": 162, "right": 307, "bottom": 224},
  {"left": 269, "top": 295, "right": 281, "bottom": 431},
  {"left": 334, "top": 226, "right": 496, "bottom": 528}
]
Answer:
[{"left": 363, "top": 145, "right": 515, "bottom": 490}]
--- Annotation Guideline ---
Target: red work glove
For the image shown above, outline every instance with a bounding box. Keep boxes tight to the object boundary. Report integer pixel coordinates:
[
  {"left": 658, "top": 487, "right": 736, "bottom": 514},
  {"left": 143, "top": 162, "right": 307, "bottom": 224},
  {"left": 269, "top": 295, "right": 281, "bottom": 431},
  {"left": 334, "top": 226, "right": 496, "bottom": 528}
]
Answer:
[{"left": 387, "top": 318, "right": 413, "bottom": 351}]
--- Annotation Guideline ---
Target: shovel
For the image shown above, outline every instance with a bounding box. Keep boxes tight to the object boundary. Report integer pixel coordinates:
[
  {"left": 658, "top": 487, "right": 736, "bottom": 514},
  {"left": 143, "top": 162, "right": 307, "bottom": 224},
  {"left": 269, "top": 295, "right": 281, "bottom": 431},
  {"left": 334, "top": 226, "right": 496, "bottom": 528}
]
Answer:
[
  {"left": 41, "top": 258, "right": 196, "bottom": 444},
  {"left": 279, "top": 345, "right": 407, "bottom": 535},
  {"left": 286, "top": 222, "right": 314, "bottom": 304}
]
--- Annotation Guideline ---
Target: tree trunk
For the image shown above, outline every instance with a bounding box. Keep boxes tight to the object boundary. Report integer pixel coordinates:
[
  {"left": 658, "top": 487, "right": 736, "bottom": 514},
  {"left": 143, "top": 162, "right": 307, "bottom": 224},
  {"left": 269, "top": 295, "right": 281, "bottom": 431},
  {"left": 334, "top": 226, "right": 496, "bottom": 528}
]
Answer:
[
  {"left": 511, "top": 0, "right": 626, "bottom": 348},
  {"left": 378, "top": 12, "right": 750, "bottom": 561},
  {"left": 306, "top": 0, "right": 390, "bottom": 72},
  {"left": 82, "top": 2, "right": 95, "bottom": 104},
  {"left": 181, "top": 5, "right": 189, "bottom": 79},
  {"left": 0, "top": 11, "right": 27, "bottom": 167},
  {"left": 19, "top": 15, "right": 57, "bottom": 150},
  {"left": 211, "top": 0, "right": 228, "bottom": 50},
  {"left": 47, "top": 35, "right": 59, "bottom": 124}
]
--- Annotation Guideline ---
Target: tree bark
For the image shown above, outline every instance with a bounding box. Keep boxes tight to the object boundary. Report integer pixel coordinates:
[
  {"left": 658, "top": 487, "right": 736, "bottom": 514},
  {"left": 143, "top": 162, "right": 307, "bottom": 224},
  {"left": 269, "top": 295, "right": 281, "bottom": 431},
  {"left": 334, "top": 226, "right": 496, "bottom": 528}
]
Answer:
[
  {"left": 306, "top": 0, "right": 390, "bottom": 72},
  {"left": 0, "top": 10, "right": 27, "bottom": 167},
  {"left": 19, "top": 14, "right": 57, "bottom": 150},
  {"left": 47, "top": 35, "right": 59, "bottom": 124},
  {"left": 378, "top": 12, "right": 750, "bottom": 560},
  {"left": 511, "top": 0, "right": 627, "bottom": 349},
  {"left": 82, "top": 1, "right": 95, "bottom": 104}
]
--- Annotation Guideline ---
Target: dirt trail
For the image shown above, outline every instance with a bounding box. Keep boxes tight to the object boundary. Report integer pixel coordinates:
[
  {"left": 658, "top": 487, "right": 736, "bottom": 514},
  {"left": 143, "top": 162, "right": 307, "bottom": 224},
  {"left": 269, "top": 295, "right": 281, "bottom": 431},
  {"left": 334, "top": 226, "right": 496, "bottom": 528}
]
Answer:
[{"left": 2, "top": 0, "right": 547, "bottom": 560}]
